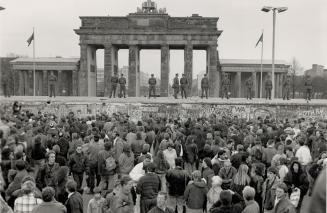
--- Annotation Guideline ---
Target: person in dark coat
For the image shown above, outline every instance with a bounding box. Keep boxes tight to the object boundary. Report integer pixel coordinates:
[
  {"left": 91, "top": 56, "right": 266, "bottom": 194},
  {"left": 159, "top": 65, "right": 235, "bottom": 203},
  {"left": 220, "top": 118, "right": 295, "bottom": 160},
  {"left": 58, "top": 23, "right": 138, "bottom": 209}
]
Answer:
[
  {"left": 110, "top": 72, "right": 119, "bottom": 98},
  {"left": 273, "top": 183, "right": 296, "bottom": 213},
  {"left": 210, "top": 190, "right": 244, "bottom": 213},
  {"left": 118, "top": 73, "right": 127, "bottom": 98},
  {"left": 68, "top": 144, "right": 87, "bottom": 193},
  {"left": 304, "top": 75, "right": 313, "bottom": 101},
  {"left": 65, "top": 180, "right": 83, "bottom": 213},
  {"left": 180, "top": 73, "right": 188, "bottom": 99},
  {"left": 136, "top": 162, "right": 161, "bottom": 213},
  {"left": 57, "top": 132, "right": 69, "bottom": 158},
  {"left": 283, "top": 160, "right": 309, "bottom": 211},
  {"left": 184, "top": 170, "right": 208, "bottom": 212},
  {"left": 36, "top": 150, "right": 60, "bottom": 190},
  {"left": 172, "top": 73, "right": 180, "bottom": 99},
  {"left": 165, "top": 157, "right": 190, "bottom": 213},
  {"left": 265, "top": 75, "right": 272, "bottom": 100},
  {"left": 32, "top": 187, "right": 67, "bottom": 213},
  {"left": 201, "top": 73, "right": 209, "bottom": 99},
  {"left": 148, "top": 74, "right": 157, "bottom": 98},
  {"left": 245, "top": 77, "right": 253, "bottom": 100}
]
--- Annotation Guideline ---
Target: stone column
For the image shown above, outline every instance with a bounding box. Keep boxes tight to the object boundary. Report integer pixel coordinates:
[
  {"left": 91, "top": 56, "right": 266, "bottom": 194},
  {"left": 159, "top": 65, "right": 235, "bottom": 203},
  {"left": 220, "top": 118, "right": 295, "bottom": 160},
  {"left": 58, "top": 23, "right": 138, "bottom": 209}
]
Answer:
[
  {"left": 207, "top": 45, "right": 219, "bottom": 97},
  {"left": 184, "top": 44, "right": 193, "bottom": 95},
  {"left": 160, "top": 45, "right": 170, "bottom": 97},
  {"left": 237, "top": 72, "right": 242, "bottom": 98},
  {"left": 17, "top": 70, "right": 23, "bottom": 96},
  {"left": 58, "top": 70, "right": 62, "bottom": 96},
  {"left": 276, "top": 74, "right": 280, "bottom": 98},
  {"left": 128, "top": 45, "right": 140, "bottom": 97},
  {"left": 28, "top": 70, "right": 34, "bottom": 96},
  {"left": 104, "top": 44, "right": 118, "bottom": 97},
  {"left": 252, "top": 71, "right": 257, "bottom": 98},
  {"left": 72, "top": 70, "right": 78, "bottom": 96},
  {"left": 42, "top": 70, "right": 48, "bottom": 96},
  {"left": 79, "top": 44, "right": 88, "bottom": 96}
]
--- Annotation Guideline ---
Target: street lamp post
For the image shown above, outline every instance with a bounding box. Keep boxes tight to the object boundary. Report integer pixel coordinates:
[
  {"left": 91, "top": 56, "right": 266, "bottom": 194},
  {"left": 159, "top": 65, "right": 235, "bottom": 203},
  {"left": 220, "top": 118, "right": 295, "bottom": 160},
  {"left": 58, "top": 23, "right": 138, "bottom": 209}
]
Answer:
[{"left": 262, "top": 6, "right": 287, "bottom": 99}]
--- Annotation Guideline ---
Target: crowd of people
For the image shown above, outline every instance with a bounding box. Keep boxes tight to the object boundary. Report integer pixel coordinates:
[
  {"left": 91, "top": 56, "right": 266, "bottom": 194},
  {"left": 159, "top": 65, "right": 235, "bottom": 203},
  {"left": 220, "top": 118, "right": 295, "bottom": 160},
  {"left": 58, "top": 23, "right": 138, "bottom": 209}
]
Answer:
[{"left": 0, "top": 101, "right": 326, "bottom": 213}]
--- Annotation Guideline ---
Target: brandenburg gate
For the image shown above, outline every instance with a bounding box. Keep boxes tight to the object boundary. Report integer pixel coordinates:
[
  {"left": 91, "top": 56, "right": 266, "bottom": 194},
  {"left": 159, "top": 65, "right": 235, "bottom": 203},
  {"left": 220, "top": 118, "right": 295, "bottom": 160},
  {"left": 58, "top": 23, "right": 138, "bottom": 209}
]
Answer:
[{"left": 75, "top": 0, "right": 222, "bottom": 97}]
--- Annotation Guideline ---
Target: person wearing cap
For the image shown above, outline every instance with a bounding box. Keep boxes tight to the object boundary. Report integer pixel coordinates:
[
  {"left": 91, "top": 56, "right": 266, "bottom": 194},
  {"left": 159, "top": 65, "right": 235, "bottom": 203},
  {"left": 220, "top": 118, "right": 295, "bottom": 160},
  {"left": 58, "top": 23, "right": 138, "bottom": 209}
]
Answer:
[
  {"left": 273, "top": 183, "right": 296, "bottom": 213},
  {"left": 148, "top": 74, "right": 157, "bottom": 98},
  {"left": 242, "top": 186, "right": 259, "bottom": 213},
  {"left": 180, "top": 73, "right": 188, "bottom": 99},
  {"left": 87, "top": 187, "right": 105, "bottom": 213},
  {"left": 14, "top": 179, "right": 43, "bottom": 213},
  {"left": 201, "top": 73, "right": 209, "bottom": 99},
  {"left": 136, "top": 162, "right": 161, "bottom": 213},
  {"left": 262, "top": 167, "right": 279, "bottom": 212}
]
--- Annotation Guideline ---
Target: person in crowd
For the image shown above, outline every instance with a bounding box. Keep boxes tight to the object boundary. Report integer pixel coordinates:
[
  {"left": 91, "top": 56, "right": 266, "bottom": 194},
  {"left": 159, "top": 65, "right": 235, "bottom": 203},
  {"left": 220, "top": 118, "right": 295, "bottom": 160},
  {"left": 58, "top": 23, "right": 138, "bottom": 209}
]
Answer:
[
  {"left": 242, "top": 186, "right": 259, "bottom": 213},
  {"left": 53, "top": 145, "right": 67, "bottom": 166},
  {"left": 295, "top": 138, "right": 312, "bottom": 167},
  {"left": 154, "top": 150, "right": 170, "bottom": 193},
  {"left": 231, "top": 164, "right": 251, "bottom": 196},
  {"left": 31, "top": 136, "right": 46, "bottom": 177},
  {"left": 69, "top": 145, "right": 87, "bottom": 193},
  {"left": 87, "top": 187, "right": 105, "bottom": 213},
  {"left": 262, "top": 167, "right": 279, "bottom": 213},
  {"left": 136, "top": 162, "right": 161, "bottom": 213},
  {"left": 262, "top": 139, "right": 277, "bottom": 167},
  {"left": 13, "top": 179, "right": 42, "bottom": 213},
  {"left": 86, "top": 134, "right": 102, "bottom": 194},
  {"left": 131, "top": 132, "right": 145, "bottom": 163},
  {"left": 273, "top": 183, "right": 296, "bottom": 213},
  {"left": 31, "top": 187, "right": 66, "bottom": 213},
  {"left": 283, "top": 160, "right": 309, "bottom": 211},
  {"left": 165, "top": 157, "right": 190, "bottom": 213},
  {"left": 0, "top": 177, "right": 12, "bottom": 213},
  {"left": 114, "top": 175, "right": 134, "bottom": 213},
  {"left": 65, "top": 180, "right": 83, "bottom": 213},
  {"left": 308, "top": 167, "right": 326, "bottom": 213},
  {"left": 56, "top": 166, "right": 70, "bottom": 204},
  {"left": 102, "top": 180, "right": 121, "bottom": 213},
  {"left": 184, "top": 136, "right": 198, "bottom": 175},
  {"left": 207, "top": 176, "right": 223, "bottom": 211},
  {"left": 202, "top": 157, "right": 214, "bottom": 188},
  {"left": 36, "top": 151, "right": 60, "bottom": 191},
  {"left": 118, "top": 143, "right": 134, "bottom": 175},
  {"left": 184, "top": 170, "right": 208, "bottom": 213},
  {"left": 148, "top": 191, "right": 174, "bottom": 213},
  {"left": 163, "top": 142, "right": 177, "bottom": 169},
  {"left": 210, "top": 190, "right": 243, "bottom": 213}
]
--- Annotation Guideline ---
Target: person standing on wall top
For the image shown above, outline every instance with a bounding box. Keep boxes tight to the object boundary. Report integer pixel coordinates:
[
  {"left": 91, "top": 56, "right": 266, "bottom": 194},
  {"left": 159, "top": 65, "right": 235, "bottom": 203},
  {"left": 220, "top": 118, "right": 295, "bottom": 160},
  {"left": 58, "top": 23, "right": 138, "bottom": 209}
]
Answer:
[
  {"left": 265, "top": 75, "right": 272, "bottom": 100},
  {"left": 49, "top": 71, "right": 57, "bottom": 98},
  {"left": 201, "top": 73, "right": 209, "bottom": 99},
  {"left": 110, "top": 72, "right": 119, "bottom": 98},
  {"left": 172, "top": 73, "right": 180, "bottom": 99},
  {"left": 119, "top": 73, "right": 127, "bottom": 98},
  {"left": 180, "top": 73, "right": 188, "bottom": 99},
  {"left": 148, "top": 74, "right": 157, "bottom": 98},
  {"left": 245, "top": 76, "right": 254, "bottom": 100},
  {"left": 304, "top": 75, "right": 312, "bottom": 101}
]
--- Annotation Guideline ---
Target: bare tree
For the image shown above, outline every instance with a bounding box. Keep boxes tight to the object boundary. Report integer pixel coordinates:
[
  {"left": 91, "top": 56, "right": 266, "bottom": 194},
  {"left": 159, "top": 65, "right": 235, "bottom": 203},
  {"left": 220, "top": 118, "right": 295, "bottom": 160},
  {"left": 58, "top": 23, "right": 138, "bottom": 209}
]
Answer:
[{"left": 291, "top": 58, "right": 304, "bottom": 98}]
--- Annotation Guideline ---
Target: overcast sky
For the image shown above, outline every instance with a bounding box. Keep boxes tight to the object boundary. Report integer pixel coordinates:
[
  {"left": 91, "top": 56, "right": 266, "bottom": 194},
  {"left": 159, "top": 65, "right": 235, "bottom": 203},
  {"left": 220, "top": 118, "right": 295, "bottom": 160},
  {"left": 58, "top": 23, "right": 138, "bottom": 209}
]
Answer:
[{"left": 0, "top": 0, "right": 326, "bottom": 79}]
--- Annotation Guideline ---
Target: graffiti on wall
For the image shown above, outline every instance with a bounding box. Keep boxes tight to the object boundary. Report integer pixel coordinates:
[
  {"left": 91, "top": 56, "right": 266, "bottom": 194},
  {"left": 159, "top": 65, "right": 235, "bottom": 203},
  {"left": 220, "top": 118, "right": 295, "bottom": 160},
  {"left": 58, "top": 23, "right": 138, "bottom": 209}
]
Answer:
[{"left": 1, "top": 101, "right": 327, "bottom": 121}]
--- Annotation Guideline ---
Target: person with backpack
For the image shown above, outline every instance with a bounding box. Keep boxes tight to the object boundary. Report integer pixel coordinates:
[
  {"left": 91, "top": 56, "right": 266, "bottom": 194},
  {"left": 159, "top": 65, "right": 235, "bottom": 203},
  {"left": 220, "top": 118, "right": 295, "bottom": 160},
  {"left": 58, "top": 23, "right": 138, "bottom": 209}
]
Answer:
[{"left": 98, "top": 142, "right": 118, "bottom": 193}]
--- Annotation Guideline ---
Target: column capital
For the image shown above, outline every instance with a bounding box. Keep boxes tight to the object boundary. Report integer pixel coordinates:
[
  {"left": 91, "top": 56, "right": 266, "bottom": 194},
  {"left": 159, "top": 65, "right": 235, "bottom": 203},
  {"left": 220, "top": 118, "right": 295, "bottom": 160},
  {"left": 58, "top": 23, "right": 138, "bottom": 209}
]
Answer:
[{"left": 104, "top": 43, "right": 113, "bottom": 49}]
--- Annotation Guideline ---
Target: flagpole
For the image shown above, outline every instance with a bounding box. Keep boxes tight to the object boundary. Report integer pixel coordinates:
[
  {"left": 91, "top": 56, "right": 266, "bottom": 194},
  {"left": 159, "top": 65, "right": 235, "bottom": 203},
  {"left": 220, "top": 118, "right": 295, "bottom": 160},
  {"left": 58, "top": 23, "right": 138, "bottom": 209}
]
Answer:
[
  {"left": 260, "top": 29, "right": 264, "bottom": 99},
  {"left": 33, "top": 27, "right": 36, "bottom": 96}
]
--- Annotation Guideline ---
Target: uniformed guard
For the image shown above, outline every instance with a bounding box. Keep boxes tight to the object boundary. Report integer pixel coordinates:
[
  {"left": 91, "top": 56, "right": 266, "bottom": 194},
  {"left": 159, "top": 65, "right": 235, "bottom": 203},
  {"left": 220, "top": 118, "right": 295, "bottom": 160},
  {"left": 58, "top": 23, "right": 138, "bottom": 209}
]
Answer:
[
  {"left": 180, "top": 73, "right": 188, "bottom": 99},
  {"left": 201, "top": 73, "right": 209, "bottom": 99},
  {"left": 118, "top": 73, "right": 127, "bottom": 98},
  {"left": 109, "top": 72, "right": 119, "bottom": 98},
  {"left": 221, "top": 73, "right": 230, "bottom": 99},
  {"left": 304, "top": 75, "right": 313, "bottom": 101},
  {"left": 172, "top": 73, "right": 180, "bottom": 99},
  {"left": 245, "top": 77, "right": 253, "bottom": 100},
  {"left": 148, "top": 73, "right": 157, "bottom": 98},
  {"left": 48, "top": 71, "right": 57, "bottom": 98},
  {"left": 265, "top": 75, "right": 272, "bottom": 100},
  {"left": 282, "top": 74, "right": 291, "bottom": 100}
]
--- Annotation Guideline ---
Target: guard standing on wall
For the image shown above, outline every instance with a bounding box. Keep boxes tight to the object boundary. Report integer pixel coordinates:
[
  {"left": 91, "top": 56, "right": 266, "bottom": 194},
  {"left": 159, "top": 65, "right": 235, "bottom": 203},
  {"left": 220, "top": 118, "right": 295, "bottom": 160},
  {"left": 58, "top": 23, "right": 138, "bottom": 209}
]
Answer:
[
  {"left": 265, "top": 75, "right": 272, "bottom": 100},
  {"left": 172, "top": 73, "right": 180, "bottom": 99},
  {"left": 118, "top": 73, "right": 127, "bottom": 98},
  {"left": 180, "top": 73, "right": 188, "bottom": 99},
  {"left": 282, "top": 74, "right": 291, "bottom": 100},
  {"left": 148, "top": 74, "right": 157, "bottom": 98},
  {"left": 109, "top": 72, "right": 119, "bottom": 98},
  {"left": 49, "top": 71, "right": 57, "bottom": 98},
  {"left": 304, "top": 75, "right": 313, "bottom": 101},
  {"left": 201, "top": 73, "right": 209, "bottom": 99},
  {"left": 221, "top": 73, "right": 230, "bottom": 99},
  {"left": 245, "top": 76, "right": 254, "bottom": 100}
]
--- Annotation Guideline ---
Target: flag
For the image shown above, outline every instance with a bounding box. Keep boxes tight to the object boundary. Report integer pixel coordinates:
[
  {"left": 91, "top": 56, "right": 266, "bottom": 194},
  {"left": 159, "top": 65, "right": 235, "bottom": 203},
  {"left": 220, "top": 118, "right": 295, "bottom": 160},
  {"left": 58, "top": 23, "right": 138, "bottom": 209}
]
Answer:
[
  {"left": 27, "top": 32, "right": 34, "bottom": 46},
  {"left": 255, "top": 33, "right": 263, "bottom": 47}
]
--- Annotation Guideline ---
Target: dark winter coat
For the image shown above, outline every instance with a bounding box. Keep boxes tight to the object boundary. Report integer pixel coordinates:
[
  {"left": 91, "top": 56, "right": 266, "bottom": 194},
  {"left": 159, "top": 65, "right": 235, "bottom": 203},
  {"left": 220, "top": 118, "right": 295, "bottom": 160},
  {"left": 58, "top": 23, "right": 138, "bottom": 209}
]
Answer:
[
  {"left": 184, "top": 181, "right": 208, "bottom": 210},
  {"left": 166, "top": 166, "right": 190, "bottom": 196}
]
